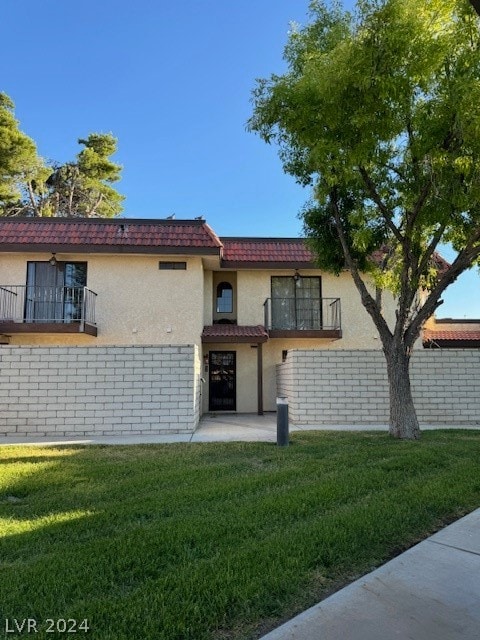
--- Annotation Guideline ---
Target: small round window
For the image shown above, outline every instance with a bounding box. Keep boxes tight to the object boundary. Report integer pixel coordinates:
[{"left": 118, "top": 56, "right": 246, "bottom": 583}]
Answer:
[{"left": 216, "top": 282, "right": 233, "bottom": 313}]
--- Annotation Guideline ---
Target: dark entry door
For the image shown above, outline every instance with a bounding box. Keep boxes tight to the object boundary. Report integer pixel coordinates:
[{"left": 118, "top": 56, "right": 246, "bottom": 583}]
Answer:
[{"left": 209, "top": 351, "right": 236, "bottom": 411}]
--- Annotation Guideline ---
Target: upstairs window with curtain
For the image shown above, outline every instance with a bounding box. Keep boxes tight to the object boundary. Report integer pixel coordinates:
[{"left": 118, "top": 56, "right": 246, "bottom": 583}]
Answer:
[
  {"left": 26, "top": 261, "right": 87, "bottom": 323},
  {"left": 271, "top": 276, "right": 322, "bottom": 330}
]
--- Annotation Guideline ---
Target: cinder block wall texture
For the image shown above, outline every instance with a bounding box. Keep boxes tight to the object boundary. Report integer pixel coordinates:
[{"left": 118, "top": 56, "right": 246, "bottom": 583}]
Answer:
[
  {"left": 0, "top": 345, "right": 200, "bottom": 437},
  {"left": 277, "top": 349, "right": 480, "bottom": 427}
]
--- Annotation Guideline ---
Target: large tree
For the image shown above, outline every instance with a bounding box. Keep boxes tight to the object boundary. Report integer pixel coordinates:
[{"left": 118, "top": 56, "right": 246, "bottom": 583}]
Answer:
[
  {"left": 0, "top": 92, "right": 45, "bottom": 212},
  {"left": 249, "top": 0, "right": 480, "bottom": 439},
  {"left": 40, "top": 133, "right": 124, "bottom": 218},
  {"left": 0, "top": 93, "right": 124, "bottom": 218}
]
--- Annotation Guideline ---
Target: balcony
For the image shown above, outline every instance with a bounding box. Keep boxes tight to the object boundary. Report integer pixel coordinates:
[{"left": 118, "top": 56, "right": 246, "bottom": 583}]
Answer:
[
  {"left": 264, "top": 296, "right": 342, "bottom": 339},
  {"left": 0, "top": 286, "right": 98, "bottom": 336}
]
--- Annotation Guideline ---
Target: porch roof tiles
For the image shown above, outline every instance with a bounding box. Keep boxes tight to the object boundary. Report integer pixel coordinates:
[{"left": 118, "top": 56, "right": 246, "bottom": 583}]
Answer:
[{"left": 202, "top": 324, "right": 269, "bottom": 343}]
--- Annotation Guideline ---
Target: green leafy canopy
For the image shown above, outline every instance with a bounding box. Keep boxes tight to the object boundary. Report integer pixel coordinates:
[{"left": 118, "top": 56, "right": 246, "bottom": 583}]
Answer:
[
  {"left": 249, "top": 0, "right": 480, "bottom": 438},
  {"left": 249, "top": 0, "right": 480, "bottom": 294},
  {"left": 0, "top": 93, "right": 124, "bottom": 217}
]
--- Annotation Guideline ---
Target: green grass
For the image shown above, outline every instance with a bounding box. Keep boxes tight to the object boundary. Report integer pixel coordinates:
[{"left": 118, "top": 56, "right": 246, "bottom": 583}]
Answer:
[{"left": 1, "top": 430, "right": 480, "bottom": 640}]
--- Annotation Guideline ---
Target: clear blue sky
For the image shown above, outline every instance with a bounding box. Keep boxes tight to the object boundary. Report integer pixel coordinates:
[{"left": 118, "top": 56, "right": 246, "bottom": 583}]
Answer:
[{"left": 2, "top": 0, "right": 479, "bottom": 317}]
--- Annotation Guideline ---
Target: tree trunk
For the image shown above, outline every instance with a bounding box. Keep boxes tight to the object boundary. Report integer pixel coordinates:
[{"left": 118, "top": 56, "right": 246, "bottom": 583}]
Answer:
[
  {"left": 384, "top": 344, "right": 420, "bottom": 440},
  {"left": 469, "top": 0, "right": 480, "bottom": 17}
]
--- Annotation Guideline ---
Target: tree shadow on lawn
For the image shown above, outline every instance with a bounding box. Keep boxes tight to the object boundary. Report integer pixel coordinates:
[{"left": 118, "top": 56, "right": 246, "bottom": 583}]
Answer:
[{"left": 0, "top": 434, "right": 480, "bottom": 639}]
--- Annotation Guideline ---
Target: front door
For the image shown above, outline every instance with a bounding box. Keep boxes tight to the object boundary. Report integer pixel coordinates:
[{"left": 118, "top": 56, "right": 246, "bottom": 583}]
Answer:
[{"left": 209, "top": 351, "right": 236, "bottom": 411}]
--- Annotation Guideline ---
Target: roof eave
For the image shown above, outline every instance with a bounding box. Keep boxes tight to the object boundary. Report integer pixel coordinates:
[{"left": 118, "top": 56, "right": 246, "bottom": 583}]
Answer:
[
  {"left": 220, "top": 260, "right": 317, "bottom": 269},
  {"left": 0, "top": 244, "right": 222, "bottom": 256}
]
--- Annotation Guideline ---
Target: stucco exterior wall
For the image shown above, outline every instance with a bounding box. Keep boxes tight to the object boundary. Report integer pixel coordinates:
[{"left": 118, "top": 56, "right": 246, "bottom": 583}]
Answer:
[
  {"left": 203, "top": 270, "right": 213, "bottom": 326},
  {"left": 201, "top": 343, "right": 259, "bottom": 414},
  {"left": 201, "top": 269, "right": 401, "bottom": 415},
  {"left": 235, "top": 269, "right": 397, "bottom": 349},
  {"left": 0, "top": 345, "right": 201, "bottom": 437},
  {"left": 0, "top": 253, "right": 205, "bottom": 346},
  {"left": 201, "top": 338, "right": 340, "bottom": 414},
  {"left": 277, "top": 349, "right": 480, "bottom": 427}
]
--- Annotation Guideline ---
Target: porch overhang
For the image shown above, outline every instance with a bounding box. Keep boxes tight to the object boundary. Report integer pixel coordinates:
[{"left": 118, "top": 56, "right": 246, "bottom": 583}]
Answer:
[{"left": 201, "top": 324, "right": 268, "bottom": 344}]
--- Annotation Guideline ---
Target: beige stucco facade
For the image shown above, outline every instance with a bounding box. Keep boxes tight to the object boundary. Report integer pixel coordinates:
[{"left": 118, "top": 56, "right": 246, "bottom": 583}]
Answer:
[
  {"left": 200, "top": 268, "right": 399, "bottom": 412},
  {"left": 0, "top": 252, "right": 205, "bottom": 347},
  {"left": 228, "top": 269, "right": 397, "bottom": 347},
  {"left": 0, "top": 249, "right": 401, "bottom": 416}
]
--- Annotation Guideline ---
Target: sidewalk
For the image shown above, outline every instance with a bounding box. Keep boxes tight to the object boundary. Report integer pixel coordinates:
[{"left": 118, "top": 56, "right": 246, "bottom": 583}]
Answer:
[
  {"left": 0, "top": 413, "right": 281, "bottom": 446},
  {"left": 260, "top": 509, "right": 480, "bottom": 640},
  {"left": 3, "top": 412, "right": 476, "bottom": 447}
]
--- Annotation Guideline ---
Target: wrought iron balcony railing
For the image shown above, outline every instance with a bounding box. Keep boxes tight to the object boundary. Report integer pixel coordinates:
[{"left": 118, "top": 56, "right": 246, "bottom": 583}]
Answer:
[
  {"left": 0, "top": 285, "right": 97, "bottom": 334},
  {"left": 263, "top": 296, "right": 341, "bottom": 334}
]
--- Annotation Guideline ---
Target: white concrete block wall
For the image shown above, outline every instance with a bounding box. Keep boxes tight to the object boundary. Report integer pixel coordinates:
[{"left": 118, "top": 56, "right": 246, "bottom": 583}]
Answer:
[
  {"left": 278, "top": 349, "right": 480, "bottom": 427},
  {"left": 0, "top": 345, "right": 200, "bottom": 437},
  {"left": 276, "top": 359, "right": 294, "bottom": 401}
]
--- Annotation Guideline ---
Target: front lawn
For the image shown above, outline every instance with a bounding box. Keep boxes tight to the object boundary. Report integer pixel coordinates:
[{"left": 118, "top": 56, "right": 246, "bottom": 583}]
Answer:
[{"left": 1, "top": 431, "right": 479, "bottom": 640}]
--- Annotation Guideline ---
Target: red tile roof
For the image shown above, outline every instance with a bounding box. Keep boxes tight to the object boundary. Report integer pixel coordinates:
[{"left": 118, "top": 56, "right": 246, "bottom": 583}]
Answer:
[
  {"left": 370, "top": 248, "right": 450, "bottom": 275},
  {"left": 0, "top": 219, "right": 451, "bottom": 275},
  {"left": 221, "top": 238, "right": 315, "bottom": 266},
  {"left": 423, "top": 329, "right": 480, "bottom": 342},
  {"left": 202, "top": 324, "right": 268, "bottom": 343},
  {"left": 222, "top": 239, "right": 451, "bottom": 273},
  {"left": 0, "top": 218, "right": 223, "bottom": 254}
]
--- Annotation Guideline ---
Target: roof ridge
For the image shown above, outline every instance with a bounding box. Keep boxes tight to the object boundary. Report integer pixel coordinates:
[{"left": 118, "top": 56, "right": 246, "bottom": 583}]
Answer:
[
  {"left": 221, "top": 236, "right": 306, "bottom": 242},
  {"left": 203, "top": 222, "right": 224, "bottom": 249},
  {"left": 0, "top": 217, "right": 207, "bottom": 226}
]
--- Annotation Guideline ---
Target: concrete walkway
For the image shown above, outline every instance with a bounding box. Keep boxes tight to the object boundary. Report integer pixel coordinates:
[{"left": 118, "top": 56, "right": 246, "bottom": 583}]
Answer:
[
  {"left": 0, "top": 413, "right": 282, "bottom": 446},
  {"left": 1, "top": 412, "right": 478, "bottom": 446},
  {"left": 261, "top": 508, "right": 480, "bottom": 640}
]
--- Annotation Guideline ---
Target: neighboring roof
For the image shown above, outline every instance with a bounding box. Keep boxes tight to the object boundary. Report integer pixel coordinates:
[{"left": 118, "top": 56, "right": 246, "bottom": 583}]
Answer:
[
  {"left": 423, "top": 329, "right": 480, "bottom": 341},
  {"left": 370, "top": 247, "right": 451, "bottom": 276},
  {"left": 201, "top": 324, "right": 268, "bottom": 343},
  {"left": 422, "top": 327, "right": 480, "bottom": 348},
  {"left": 0, "top": 218, "right": 223, "bottom": 255},
  {"left": 221, "top": 238, "right": 316, "bottom": 268}
]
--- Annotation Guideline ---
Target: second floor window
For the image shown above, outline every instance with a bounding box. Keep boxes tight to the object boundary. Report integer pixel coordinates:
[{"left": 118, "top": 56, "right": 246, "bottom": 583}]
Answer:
[
  {"left": 271, "top": 276, "right": 322, "bottom": 330},
  {"left": 26, "top": 261, "right": 87, "bottom": 323},
  {"left": 216, "top": 282, "right": 233, "bottom": 313}
]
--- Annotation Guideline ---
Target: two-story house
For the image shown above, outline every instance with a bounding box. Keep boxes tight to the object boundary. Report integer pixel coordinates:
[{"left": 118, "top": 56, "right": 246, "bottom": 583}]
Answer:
[{"left": 0, "top": 217, "right": 398, "bottom": 435}]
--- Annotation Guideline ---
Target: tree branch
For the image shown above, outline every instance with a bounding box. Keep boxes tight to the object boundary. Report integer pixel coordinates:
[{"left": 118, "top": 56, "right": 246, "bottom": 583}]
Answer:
[
  {"left": 405, "top": 232, "right": 480, "bottom": 344},
  {"left": 330, "top": 187, "right": 393, "bottom": 346},
  {"left": 406, "top": 179, "right": 431, "bottom": 234},
  {"left": 416, "top": 222, "right": 447, "bottom": 280},
  {"left": 87, "top": 192, "right": 104, "bottom": 218},
  {"left": 359, "top": 166, "right": 405, "bottom": 246},
  {"left": 26, "top": 182, "right": 40, "bottom": 217},
  {"left": 385, "top": 163, "right": 407, "bottom": 181},
  {"left": 406, "top": 117, "right": 420, "bottom": 182}
]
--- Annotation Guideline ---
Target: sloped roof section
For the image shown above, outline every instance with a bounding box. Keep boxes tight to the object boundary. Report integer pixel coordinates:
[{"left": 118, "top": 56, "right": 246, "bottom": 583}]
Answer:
[
  {"left": 202, "top": 324, "right": 268, "bottom": 343},
  {"left": 370, "top": 247, "right": 450, "bottom": 276},
  {"left": 221, "top": 238, "right": 315, "bottom": 268},
  {"left": 422, "top": 327, "right": 480, "bottom": 348},
  {"left": 0, "top": 218, "right": 223, "bottom": 255},
  {"left": 221, "top": 238, "right": 451, "bottom": 273},
  {"left": 423, "top": 329, "right": 480, "bottom": 341}
]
